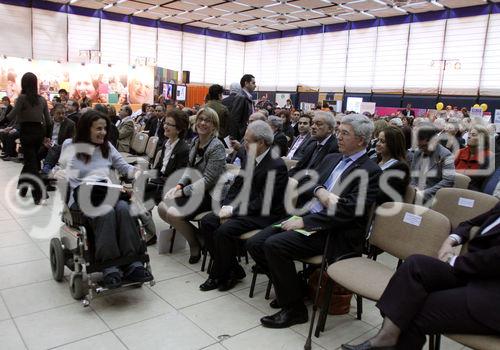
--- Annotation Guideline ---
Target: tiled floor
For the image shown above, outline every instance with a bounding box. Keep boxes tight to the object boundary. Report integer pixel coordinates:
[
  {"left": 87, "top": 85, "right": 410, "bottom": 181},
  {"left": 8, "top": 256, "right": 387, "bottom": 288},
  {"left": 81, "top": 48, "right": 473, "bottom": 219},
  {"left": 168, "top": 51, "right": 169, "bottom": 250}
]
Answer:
[{"left": 0, "top": 160, "right": 470, "bottom": 350}]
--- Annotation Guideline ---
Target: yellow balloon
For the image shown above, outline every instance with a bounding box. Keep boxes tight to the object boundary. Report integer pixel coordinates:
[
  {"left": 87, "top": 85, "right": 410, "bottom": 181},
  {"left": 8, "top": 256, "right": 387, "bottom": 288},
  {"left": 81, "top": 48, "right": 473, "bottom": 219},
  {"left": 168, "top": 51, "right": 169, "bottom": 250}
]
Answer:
[
  {"left": 473, "top": 104, "right": 480, "bottom": 108},
  {"left": 480, "top": 103, "right": 488, "bottom": 112},
  {"left": 436, "top": 102, "right": 444, "bottom": 111}
]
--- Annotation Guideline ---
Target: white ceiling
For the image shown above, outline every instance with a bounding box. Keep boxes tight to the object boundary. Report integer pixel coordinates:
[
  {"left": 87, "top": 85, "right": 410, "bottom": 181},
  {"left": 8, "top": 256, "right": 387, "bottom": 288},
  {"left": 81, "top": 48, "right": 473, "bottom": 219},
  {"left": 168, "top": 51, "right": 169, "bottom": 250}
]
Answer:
[{"left": 51, "top": 0, "right": 494, "bottom": 35}]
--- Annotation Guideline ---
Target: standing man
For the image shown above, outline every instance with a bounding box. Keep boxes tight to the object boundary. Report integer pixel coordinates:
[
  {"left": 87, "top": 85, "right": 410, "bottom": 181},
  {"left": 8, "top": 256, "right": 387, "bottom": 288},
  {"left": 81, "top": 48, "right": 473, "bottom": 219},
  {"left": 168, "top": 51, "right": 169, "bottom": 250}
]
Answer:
[
  {"left": 222, "top": 82, "right": 240, "bottom": 112},
  {"left": 229, "top": 74, "right": 256, "bottom": 141},
  {"left": 116, "top": 104, "right": 135, "bottom": 153},
  {"left": 206, "top": 84, "right": 230, "bottom": 139}
]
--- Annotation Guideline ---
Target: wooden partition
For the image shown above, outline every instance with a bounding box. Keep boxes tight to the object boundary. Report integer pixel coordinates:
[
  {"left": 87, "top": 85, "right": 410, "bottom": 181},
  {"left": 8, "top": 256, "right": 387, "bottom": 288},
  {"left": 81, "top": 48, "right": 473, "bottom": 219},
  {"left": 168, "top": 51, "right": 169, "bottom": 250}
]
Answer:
[{"left": 186, "top": 84, "right": 210, "bottom": 108}]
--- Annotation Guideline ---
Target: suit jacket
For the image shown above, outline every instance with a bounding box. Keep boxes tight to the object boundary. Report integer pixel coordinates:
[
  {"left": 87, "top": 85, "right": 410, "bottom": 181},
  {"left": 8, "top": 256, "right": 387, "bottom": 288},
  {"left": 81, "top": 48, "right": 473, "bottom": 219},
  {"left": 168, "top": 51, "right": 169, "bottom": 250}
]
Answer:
[
  {"left": 224, "top": 150, "right": 288, "bottom": 221},
  {"left": 155, "top": 138, "right": 190, "bottom": 179},
  {"left": 48, "top": 118, "right": 75, "bottom": 146},
  {"left": 147, "top": 116, "right": 165, "bottom": 145},
  {"left": 0, "top": 104, "right": 13, "bottom": 128},
  {"left": 206, "top": 100, "right": 230, "bottom": 139},
  {"left": 228, "top": 91, "right": 253, "bottom": 141},
  {"left": 451, "top": 202, "right": 500, "bottom": 331},
  {"left": 289, "top": 134, "right": 339, "bottom": 177},
  {"left": 273, "top": 131, "right": 288, "bottom": 157},
  {"left": 66, "top": 112, "right": 81, "bottom": 125},
  {"left": 376, "top": 160, "right": 411, "bottom": 205},
  {"left": 410, "top": 144, "right": 455, "bottom": 201},
  {"left": 179, "top": 136, "right": 226, "bottom": 197},
  {"left": 301, "top": 153, "right": 381, "bottom": 260},
  {"left": 290, "top": 134, "right": 312, "bottom": 161},
  {"left": 117, "top": 119, "right": 135, "bottom": 153},
  {"left": 222, "top": 93, "right": 237, "bottom": 112}
]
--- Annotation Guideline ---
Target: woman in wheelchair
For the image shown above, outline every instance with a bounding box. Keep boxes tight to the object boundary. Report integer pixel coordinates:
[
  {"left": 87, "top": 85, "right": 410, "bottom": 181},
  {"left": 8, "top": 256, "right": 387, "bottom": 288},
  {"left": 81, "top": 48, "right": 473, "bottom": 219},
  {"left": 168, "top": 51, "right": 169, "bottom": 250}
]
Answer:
[{"left": 60, "top": 110, "right": 154, "bottom": 289}]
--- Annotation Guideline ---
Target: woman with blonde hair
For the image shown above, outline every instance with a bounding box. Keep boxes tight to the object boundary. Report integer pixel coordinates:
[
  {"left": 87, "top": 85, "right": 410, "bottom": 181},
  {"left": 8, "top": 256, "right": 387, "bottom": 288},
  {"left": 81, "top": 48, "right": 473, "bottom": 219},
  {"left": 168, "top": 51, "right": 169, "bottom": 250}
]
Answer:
[{"left": 158, "top": 107, "right": 226, "bottom": 263}]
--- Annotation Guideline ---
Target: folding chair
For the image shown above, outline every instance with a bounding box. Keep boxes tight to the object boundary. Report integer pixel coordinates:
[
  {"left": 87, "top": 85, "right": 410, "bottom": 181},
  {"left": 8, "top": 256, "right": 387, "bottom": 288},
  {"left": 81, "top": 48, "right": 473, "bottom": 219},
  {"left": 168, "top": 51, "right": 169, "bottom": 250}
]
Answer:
[
  {"left": 431, "top": 188, "right": 498, "bottom": 229},
  {"left": 144, "top": 136, "right": 159, "bottom": 161},
  {"left": 281, "top": 156, "right": 298, "bottom": 171},
  {"left": 453, "top": 172, "right": 471, "bottom": 189},
  {"left": 308, "top": 203, "right": 451, "bottom": 347}
]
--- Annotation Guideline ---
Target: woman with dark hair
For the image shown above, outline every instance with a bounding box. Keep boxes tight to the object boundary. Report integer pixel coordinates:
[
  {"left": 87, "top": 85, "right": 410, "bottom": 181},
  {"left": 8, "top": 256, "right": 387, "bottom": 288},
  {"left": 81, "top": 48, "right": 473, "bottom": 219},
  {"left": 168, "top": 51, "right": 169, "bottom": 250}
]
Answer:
[
  {"left": 6, "top": 72, "right": 51, "bottom": 204},
  {"left": 375, "top": 125, "right": 411, "bottom": 204},
  {"left": 141, "top": 108, "right": 191, "bottom": 245},
  {"left": 277, "top": 109, "right": 294, "bottom": 143},
  {"left": 60, "top": 110, "right": 153, "bottom": 289}
]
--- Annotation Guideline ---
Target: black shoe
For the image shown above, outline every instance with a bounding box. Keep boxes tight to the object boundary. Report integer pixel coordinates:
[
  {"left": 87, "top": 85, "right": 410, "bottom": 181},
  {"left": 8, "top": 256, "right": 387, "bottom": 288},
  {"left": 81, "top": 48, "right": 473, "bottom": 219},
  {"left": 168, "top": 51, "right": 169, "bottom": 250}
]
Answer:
[
  {"left": 218, "top": 277, "right": 239, "bottom": 292},
  {"left": 103, "top": 272, "right": 122, "bottom": 289},
  {"left": 145, "top": 235, "right": 157, "bottom": 246},
  {"left": 260, "top": 304, "right": 308, "bottom": 328},
  {"left": 126, "top": 266, "right": 154, "bottom": 283},
  {"left": 199, "top": 278, "right": 221, "bottom": 291},
  {"left": 189, "top": 254, "right": 201, "bottom": 264},
  {"left": 251, "top": 264, "right": 266, "bottom": 274},
  {"left": 341, "top": 341, "right": 396, "bottom": 350},
  {"left": 269, "top": 299, "right": 280, "bottom": 309},
  {"left": 231, "top": 264, "right": 246, "bottom": 280}
]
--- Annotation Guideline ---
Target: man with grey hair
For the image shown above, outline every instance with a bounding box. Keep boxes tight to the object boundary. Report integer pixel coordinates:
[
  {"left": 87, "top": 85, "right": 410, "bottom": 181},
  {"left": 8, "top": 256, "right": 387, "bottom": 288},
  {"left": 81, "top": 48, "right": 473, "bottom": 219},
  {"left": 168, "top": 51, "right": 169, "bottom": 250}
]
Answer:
[
  {"left": 199, "top": 120, "right": 289, "bottom": 292},
  {"left": 228, "top": 111, "right": 267, "bottom": 165},
  {"left": 268, "top": 115, "right": 288, "bottom": 157},
  {"left": 248, "top": 113, "right": 381, "bottom": 329},
  {"left": 289, "top": 110, "right": 339, "bottom": 177}
]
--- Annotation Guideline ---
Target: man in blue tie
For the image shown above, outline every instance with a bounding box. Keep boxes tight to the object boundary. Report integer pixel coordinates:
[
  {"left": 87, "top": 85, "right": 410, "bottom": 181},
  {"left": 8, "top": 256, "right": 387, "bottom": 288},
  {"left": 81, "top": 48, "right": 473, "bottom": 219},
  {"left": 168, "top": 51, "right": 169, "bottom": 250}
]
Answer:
[{"left": 247, "top": 114, "right": 381, "bottom": 329}]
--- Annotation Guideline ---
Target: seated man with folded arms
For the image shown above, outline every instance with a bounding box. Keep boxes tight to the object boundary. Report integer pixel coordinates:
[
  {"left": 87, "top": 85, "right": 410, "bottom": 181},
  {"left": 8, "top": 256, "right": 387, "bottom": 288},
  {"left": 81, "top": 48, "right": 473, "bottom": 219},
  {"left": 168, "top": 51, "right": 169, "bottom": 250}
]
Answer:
[
  {"left": 343, "top": 202, "right": 500, "bottom": 350},
  {"left": 410, "top": 123, "right": 455, "bottom": 202},
  {"left": 247, "top": 114, "right": 381, "bottom": 328},
  {"left": 288, "top": 111, "right": 339, "bottom": 178},
  {"left": 199, "top": 120, "right": 288, "bottom": 292}
]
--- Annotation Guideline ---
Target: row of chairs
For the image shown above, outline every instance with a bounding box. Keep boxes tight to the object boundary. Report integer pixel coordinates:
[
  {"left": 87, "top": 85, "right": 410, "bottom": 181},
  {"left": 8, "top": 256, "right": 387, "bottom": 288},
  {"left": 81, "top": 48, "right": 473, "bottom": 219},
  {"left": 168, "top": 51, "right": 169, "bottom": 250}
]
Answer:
[{"left": 119, "top": 132, "right": 159, "bottom": 165}]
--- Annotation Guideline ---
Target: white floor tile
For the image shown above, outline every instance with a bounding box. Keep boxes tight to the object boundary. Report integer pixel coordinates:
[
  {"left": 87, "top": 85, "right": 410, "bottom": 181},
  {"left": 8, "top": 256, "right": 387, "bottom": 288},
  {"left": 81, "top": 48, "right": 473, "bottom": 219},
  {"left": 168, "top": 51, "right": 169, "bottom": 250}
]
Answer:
[
  {"left": 114, "top": 312, "right": 216, "bottom": 350},
  {"left": 201, "top": 344, "right": 226, "bottom": 350},
  {"left": 15, "top": 304, "right": 109, "bottom": 350},
  {"left": 153, "top": 273, "right": 228, "bottom": 309},
  {"left": 0, "top": 230, "right": 33, "bottom": 248},
  {"left": 0, "top": 219, "right": 24, "bottom": 233},
  {"left": 147, "top": 251, "right": 193, "bottom": 282},
  {"left": 231, "top": 282, "right": 276, "bottom": 315},
  {"left": 1, "top": 280, "right": 76, "bottom": 317},
  {"left": 90, "top": 285, "right": 175, "bottom": 329},
  {"left": 0, "top": 319, "right": 26, "bottom": 350},
  {"left": 0, "top": 259, "right": 54, "bottom": 290},
  {"left": 53, "top": 332, "right": 127, "bottom": 350},
  {"left": 182, "top": 294, "right": 264, "bottom": 339},
  {"left": 0, "top": 296, "right": 11, "bottom": 321},
  {"left": 223, "top": 326, "right": 325, "bottom": 350},
  {"left": 0, "top": 243, "right": 45, "bottom": 266}
]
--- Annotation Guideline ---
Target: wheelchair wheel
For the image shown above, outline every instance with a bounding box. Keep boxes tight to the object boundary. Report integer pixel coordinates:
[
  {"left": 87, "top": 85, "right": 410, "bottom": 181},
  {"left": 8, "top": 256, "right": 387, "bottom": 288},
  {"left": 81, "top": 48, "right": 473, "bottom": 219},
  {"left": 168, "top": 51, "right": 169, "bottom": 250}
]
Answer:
[
  {"left": 50, "top": 238, "right": 65, "bottom": 281},
  {"left": 69, "top": 272, "right": 87, "bottom": 300}
]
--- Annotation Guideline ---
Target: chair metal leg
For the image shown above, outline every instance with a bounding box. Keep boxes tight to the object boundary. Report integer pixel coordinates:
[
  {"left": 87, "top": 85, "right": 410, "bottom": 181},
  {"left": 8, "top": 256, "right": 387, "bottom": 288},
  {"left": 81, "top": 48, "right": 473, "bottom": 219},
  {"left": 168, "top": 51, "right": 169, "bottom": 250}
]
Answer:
[
  {"left": 249, "top": 270, "right": 258, "bottom": 298},
  {"left": 168, "top": 228, "right": 176, "bottom": 254},
  {"left": 265, "top": 279, "right": 272, "bottom": 300},
  {"left": 356, "top": 294, "right": 363, "bottom": 320}
]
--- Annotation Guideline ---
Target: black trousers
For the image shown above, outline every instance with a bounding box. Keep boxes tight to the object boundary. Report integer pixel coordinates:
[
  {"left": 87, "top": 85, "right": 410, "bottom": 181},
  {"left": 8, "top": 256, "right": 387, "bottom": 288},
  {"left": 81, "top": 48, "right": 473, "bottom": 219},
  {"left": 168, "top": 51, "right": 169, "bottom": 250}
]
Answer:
[
  {"left": 246, "top": 225, "right": 328, "bottom": 308},
  {"left": 19, "top": 122, "right": 45, "bottom": 202},
  {"left": 0, "top": 130, "right": 19, "bottom": 156},
  {"left": 377, "top": 254, "right": 498, "bottom": 350},
  {"left": 200, "top": 213, "right": 278, "bottom": 280}
]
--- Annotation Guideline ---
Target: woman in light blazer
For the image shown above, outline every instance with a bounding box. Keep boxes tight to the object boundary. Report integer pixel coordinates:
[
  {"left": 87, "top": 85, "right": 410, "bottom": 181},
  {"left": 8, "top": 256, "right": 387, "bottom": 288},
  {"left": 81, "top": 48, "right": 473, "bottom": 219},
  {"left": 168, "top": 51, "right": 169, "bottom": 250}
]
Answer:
[{"left": 158, "top": 107, "right": 226, "bottom": 263}]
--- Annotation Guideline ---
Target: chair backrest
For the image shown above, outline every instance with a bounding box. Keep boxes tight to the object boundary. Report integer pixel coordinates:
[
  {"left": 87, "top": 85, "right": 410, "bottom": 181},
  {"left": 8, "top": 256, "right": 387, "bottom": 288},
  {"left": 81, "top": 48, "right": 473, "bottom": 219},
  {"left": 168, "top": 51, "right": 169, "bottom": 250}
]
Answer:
[
  {"left": 152, "top": 149, "right": 162, "bottom": 169},
  {"left": 453, "top": 172, "right": 471, "bottom": 189},
  {"left": 133, "top": 123, "right": 141, "bottom": 133},
  {"left": 370, "top": 202, "right": 451, "bottom": 260},
  {"left": 281, "top": 156, "right": 298, "bottom": 171},
  {"left": 431, "top": 188, "right": 499, "bottom": 230},
  {"left": 403, "top": 185, "right": 416, "bottom": 204},
  {"left": 131, "top": 132, "right": 149, "bottom": 154},
  {"left": 145, "top": 136, "right": 159, "bottom": 159}
]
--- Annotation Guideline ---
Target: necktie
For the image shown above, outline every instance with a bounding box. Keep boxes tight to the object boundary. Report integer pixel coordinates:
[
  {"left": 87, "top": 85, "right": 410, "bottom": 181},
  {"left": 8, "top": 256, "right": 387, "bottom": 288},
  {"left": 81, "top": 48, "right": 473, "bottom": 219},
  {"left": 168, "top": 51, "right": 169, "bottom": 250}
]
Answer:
[{"left": 307, "top": 143, "right": 323, "bottom": 168}]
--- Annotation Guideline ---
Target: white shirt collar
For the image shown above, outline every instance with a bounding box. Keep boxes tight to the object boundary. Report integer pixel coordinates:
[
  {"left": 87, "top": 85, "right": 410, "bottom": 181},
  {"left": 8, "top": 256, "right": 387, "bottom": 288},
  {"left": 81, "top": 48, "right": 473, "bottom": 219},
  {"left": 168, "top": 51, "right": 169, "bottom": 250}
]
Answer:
[{"left": 255, "top": 147, "right": 270, "bottom": 165}]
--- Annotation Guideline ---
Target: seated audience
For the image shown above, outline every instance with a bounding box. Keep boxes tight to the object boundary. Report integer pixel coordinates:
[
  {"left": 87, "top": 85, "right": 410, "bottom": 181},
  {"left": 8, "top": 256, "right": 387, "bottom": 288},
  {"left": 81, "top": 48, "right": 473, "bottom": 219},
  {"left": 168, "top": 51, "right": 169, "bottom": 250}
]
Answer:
[
  {"left": 247, "top": 114, "right": 381, "bottom": 328},
  {"left": 343, "top": 202, "right": 500, "bottom": 350},
  {"left": 222, "top": 82, "right": 240, "bottom": 111},
  {"left": 286, "top": 113, "right": 312, "bottom": 161},
  {"left": 375, "top": 126, "right": 410, "bottom": 204},
  {"left": 146, "top": 104, "right": 166, "bottom": 145},
  {"left": 441, "top": 119, "right": 465, "bottom": 152},
  {"left": 199, "top": 121, "right": 288, "bottom": 292},
  {"left": 141, "top": 109, "right": 190, "bottom": 245},
  {"left": 65, "top": 99, "right": 81, "bottom": 125},
  {"left": 60, "top": 110, "right": 153, "bottom": 289},
  {"left": 367, "top": 119, "right": 389, "bottom": 160},
  {"left": 289, "top": 111, "right": 339, "bottom": 177},
  {"left": 227, "top": 111, "right": 267, "bottom": 166},
  {"left": 410, "top": 123, "right": 455, "bottom": 202},
  {"left": 206, "top": 84, "right": 230, "bottom": 139},
  {"left": 0, "top": 117, "right": 19, "bottom": 161},
  {"left": 158, "top": 107, "right": 226, "bottom": 264},
  {"left": 116, "top": 105, "right": 134, "bottom": 153},
  {"left": 455, "top": 124, "right": 493, "bottom": 191},
  {"left": 277, "top": 109, "right": 295, "bottom": 142},
  {"left": 0, "top": 96, "right": 13, "bottom": 128},
  {"left": 267, "top": 115, "right": 288, "bottom": 157},
  {"left": 290, "top": 110, "right": 301, "bottom": 136}
]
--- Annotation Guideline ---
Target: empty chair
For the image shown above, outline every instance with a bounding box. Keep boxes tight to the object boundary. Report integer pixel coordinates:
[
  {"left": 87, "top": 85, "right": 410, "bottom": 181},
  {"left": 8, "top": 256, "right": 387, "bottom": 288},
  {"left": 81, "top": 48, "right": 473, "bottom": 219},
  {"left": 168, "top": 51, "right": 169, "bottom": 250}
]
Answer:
[
  {"left": 453, "top": 172, "right": 471, "bottom": 189},
  {"left": 144, "top": 136, "right": 159, "bottom": 160},
  {"left": 431, "top": 188, "right": 499, "bottom": 229}
]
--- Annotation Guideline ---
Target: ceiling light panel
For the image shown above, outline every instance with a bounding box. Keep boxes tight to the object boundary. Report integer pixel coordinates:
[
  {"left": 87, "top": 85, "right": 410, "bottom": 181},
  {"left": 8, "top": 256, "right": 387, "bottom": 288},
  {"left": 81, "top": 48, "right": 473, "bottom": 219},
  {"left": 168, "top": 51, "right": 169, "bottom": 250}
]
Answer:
[
  {"left": 193, "top": 7, "right": 228, "bottom": 16},
  {"left": 242, "top": 8, "right": 276, "bottom": 18},
  {"left": 213, "top": 2, "right": 251, "bottom": 12},
  {"left": 265, "top": 3, "right": 302, "bottom": 14},
  {"left": 344, "top": 0, "right": 388, "bottom": 11},
  {"left": 291, "top": 10, "right": 326, "bottom": 20},
  {"left": 164, "top": 1, "right": 203, "bottom": 11},
  {"left": 120, "top": 1, "right": 152, "bottom": 10},
  {"left": 221, "top": 13, "right": 255, "bottom": 22},
  {"left": 289, "top": 0, "right": 334, "bottom": 9}
]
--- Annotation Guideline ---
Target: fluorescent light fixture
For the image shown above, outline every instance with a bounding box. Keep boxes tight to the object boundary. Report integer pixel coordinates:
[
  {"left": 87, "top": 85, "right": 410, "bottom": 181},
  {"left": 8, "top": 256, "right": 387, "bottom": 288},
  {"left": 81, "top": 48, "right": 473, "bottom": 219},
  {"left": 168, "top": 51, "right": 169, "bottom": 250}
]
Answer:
[
  {"left": 70, "top": 0, "right": 79, "bottom": 4},
  {"left": 393, "top": 6, "right": 407, "bottom": 13},
  {"left": 361, "top": 11, "right": 376, "bottom": 18},
  {"left": 103, "top": 4, "right": 113, "bottom": 9},
  {"left": 133, "top": 10, "right": 143, "bottom": 15},
  {"left": 430, "top": 1, "right": 444, "bottom": 8},
  {"left": 373, "top": 0, "right": 388, "bottom": 5}
]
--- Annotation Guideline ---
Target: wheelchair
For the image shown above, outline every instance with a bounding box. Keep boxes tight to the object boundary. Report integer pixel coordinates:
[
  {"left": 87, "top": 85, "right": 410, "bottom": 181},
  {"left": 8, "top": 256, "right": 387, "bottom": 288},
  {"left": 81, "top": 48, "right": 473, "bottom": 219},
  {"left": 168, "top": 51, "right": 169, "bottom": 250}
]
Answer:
[{"left": 49, "top": 200, "right": 155, "bottom": 307}]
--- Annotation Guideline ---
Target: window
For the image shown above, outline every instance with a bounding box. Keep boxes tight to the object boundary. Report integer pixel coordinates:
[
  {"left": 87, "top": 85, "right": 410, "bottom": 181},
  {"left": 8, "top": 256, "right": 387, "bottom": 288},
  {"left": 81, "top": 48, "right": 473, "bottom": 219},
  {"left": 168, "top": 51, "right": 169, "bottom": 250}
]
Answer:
[
  {"left": 68, "top": 14, "right": 100, "bottom": 63},
  {"left": 480, "top": 13, "right": 500, "bottom": 96},
  {"left": 298, "top": 33, "right": 323, "bottom": 89},
  {"left": 101, "top": 19, "right": 130, "bottom": 65},
  {"left": 225, "top": 39, "right": 245, "bottom": 88},
  {"left": 204, "top": 36, "right": 227, "bottom": 85},
  {"left": 373, "top": 23, "right": 409, "bottom": 93},
  {"left": 277, "top": 36, "right": 300, "bottom": 91},
  {"left": 33, "top": 8, "right": 67, "bottom": 61},
  {"left": 345, "top": 26, "right": 377, "bottom": 93},
  {"left": 157, "top": 28, "right": 182, "bottom": 72},
  {"left": 130, "top": 24, "right": 157, "bottom": 66},
  {"left": 244, "top": 40, "right": 261, "bottom": 88},
  {"left": 0, "top": 4, "right": 31, "bottom": 58},
  {"left": 320, "top": 30, "right": 348, "bottom": 92},
  {"left": 259, "top": 38, "right": 279, "bottom": 91},
  {"left": 182, "top": 32, "right": 205, "bottom": 84}
]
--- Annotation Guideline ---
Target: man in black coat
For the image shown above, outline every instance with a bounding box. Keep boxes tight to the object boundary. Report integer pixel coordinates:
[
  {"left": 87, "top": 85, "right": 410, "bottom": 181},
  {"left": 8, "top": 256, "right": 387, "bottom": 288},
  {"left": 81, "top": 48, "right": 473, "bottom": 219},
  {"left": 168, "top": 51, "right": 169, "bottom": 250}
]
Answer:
[
  {"left": 343, "top": 202, "right": 500, "bottom": 350},
  {"left": 199, "top": 120, "right": 289, "bottom": 292},
  {"left": 146, "top": 104, "right": 166, "bottom": 146},
  {"left": 289, "top": 111, "right": 339, "bottom": 177},
  {"left": 65, "top": 100, "right": 81, "bottom": 125},
  {"left": 247, "top": 114, "right": 381, "bottom": 329},
  {"left": 0, "top": 96, "right": 13, "bottom": 129},
  {"left": 228, "top": 74, "right": 256, "bottom": 141},
  {"left": 222, "top": 82, "right": 240, "bottom": 112}
]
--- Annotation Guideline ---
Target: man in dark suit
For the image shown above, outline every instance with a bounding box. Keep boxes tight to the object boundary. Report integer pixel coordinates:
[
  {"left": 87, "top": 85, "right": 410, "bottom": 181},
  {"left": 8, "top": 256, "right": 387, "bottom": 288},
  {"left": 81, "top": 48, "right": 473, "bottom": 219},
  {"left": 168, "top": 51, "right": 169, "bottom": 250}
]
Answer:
[
  {"left": 286, "top": 114, "right": 312, "bottom": 161},
  {"left": 146, "top": 104, "right": 166, "bottom": 146},
  {"left": 222, "top": 82, "right": 240, "bottom": 113},
  {"left": 228, "top": 74, "right": 256, "bottom": 141},
  {"left": 247, "top": 114, "right": 381, "bottom": 328},
  {"left": 65, "top": 100, "right": 81, "bottom": 125},
  {"left": 343, "top": 202, "right": 500, "bottom": 350},
  {"left": 289, "top": 111, "right": 339, "bottom": 177},
  {"left": 0, "top": 96, "right": 13, "bottom": 129},
  {"left": 199, "top": 120, "right": 288, "bottom": 292},
  {"left": 268, "top": 115, "right": 288, "bottom": 157}
]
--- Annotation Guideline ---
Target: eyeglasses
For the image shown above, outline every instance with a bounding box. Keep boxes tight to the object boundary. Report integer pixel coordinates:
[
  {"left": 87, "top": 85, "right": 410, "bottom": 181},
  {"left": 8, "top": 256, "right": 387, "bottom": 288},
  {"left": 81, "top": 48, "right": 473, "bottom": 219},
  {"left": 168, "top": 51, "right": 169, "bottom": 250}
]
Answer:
[
  {"left": 197, "top": 116, "right": 213, "bottom": 124},
  {"left": 164, "top": 122, "right": 176, "bottom": 128}
]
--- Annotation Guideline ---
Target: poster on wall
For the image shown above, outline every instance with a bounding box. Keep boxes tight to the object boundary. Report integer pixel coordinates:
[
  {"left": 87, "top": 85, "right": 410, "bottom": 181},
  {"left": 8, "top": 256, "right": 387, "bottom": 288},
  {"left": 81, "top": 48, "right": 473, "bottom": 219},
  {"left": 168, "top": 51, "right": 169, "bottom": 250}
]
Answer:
[
  {"left": 346, "top": 97, "right": 363, "bottom": 113},
  {"left": 275, "top": 93, "right": 291, "bottom": 108},
  {"left": 0, "top": 56, "right": 154, "bottom": 105},
  {"left": 360, "top": 102, "right": 376, "bottom": 115}
]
